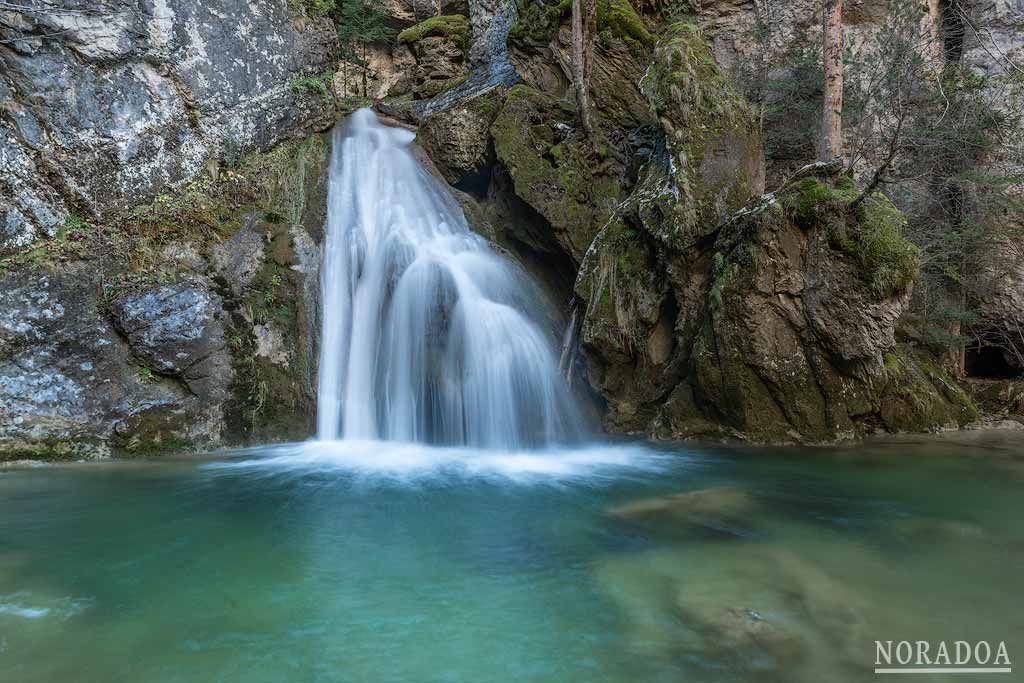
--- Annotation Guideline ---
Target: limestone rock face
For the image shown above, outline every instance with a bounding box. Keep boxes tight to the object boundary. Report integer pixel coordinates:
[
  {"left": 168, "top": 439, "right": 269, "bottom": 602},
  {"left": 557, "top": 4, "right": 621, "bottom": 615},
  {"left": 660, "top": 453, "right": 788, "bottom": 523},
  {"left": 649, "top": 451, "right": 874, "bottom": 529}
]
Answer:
[
  {"left": 417, "top": 101, "right": 495, "bottom": 189},
  {"left": 576, "top": 171, "right": 976, "bottom": 442},
  {"left": 0, "top": 265, "right": 224, "bottom": 459},
  {"left": 0, "top": 0, "right": 338, "bottom": 255},
  {"left": 111, "top": 281, "right": 233, "bottom": 403},
  {"left": 0, "top": 127, "right": 330, "bottom": 459}
]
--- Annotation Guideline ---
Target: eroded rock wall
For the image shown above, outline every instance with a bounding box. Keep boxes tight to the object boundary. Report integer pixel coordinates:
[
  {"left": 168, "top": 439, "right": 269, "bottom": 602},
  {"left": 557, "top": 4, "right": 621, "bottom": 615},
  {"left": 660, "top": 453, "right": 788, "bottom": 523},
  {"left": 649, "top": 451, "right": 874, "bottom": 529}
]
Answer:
[
  {"left": 0, "top": 0, "right": 338, "bottom": 254},
  {"left": 0, "top": 0, "right": 339, "bottom": 460}
]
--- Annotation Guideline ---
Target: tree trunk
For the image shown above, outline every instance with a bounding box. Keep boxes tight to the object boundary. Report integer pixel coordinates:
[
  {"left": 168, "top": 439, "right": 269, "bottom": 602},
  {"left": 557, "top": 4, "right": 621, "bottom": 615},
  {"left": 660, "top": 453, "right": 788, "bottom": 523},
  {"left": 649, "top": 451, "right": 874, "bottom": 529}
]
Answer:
[
  {"left": 361, "top": 44, "right": 368, "bottom": 98},
  {"left": 571, "top": 0, "right": 597, "bottom": 139},
  {"left": 819, "top": 0, "right": 844, "bottom": 161}
]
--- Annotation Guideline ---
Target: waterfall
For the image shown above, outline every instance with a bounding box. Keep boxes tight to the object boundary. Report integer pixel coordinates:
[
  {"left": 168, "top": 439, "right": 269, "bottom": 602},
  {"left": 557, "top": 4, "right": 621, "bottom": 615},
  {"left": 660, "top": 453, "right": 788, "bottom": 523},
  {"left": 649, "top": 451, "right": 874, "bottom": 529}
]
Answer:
[{"left": 316, "top": 108, "right": 582, "bottom": 449}]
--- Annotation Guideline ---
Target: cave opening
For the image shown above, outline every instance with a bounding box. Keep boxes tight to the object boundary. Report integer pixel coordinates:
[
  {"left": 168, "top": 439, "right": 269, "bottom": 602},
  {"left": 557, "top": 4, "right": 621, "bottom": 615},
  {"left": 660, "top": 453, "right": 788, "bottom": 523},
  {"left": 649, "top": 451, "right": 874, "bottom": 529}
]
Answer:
[{"left": 965, "top": 344, "right": 1020, "bottom": 379}]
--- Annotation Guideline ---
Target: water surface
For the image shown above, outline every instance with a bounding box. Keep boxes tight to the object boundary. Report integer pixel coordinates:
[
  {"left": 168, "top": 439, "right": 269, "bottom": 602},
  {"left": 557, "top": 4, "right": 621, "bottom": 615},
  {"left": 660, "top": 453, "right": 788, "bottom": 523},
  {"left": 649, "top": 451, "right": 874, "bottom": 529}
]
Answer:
[{"left": 1, "top": 435, "right": 1022, "bottom": 682}]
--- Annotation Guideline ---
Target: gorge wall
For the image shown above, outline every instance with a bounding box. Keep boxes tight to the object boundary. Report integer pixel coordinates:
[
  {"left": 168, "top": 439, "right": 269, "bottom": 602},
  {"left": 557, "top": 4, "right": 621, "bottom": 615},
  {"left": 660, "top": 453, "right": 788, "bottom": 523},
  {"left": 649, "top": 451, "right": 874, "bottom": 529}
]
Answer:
[
  {"left": 1, "top": 0, "right": 1020, "bottom": 458},
  {"left": 1, "top": 0, "right": 338, "bottom": 458}
]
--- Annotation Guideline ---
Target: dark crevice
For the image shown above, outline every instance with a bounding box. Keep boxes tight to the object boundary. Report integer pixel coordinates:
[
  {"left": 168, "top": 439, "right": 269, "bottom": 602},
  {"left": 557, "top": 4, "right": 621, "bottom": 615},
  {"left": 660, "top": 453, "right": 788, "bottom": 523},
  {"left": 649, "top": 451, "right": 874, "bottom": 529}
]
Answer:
[
  {"left": 966, "top": 344, "right": 1019, "bottom": 379},
  {"left": 939, "top": 0, "right": 965, "bottom": 64}
]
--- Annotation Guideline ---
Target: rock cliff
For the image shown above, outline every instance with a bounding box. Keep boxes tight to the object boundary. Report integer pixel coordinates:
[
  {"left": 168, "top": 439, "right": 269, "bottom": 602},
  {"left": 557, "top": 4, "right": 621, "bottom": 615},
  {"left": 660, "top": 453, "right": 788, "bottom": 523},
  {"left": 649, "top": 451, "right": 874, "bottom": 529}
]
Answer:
[
  {"left": 1, "top": 0, "right": 335, "bottom": 458},
  {"left": 1, "top": 0, "right": 1017, "bottom": 458}
]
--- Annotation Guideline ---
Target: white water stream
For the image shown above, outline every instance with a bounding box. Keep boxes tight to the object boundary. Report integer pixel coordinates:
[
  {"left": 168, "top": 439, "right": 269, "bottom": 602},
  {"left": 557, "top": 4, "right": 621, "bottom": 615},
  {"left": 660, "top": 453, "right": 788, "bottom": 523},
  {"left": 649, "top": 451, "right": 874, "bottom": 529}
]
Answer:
[{"left": 316, "top": 109, "right": 581, "bottom": 448}]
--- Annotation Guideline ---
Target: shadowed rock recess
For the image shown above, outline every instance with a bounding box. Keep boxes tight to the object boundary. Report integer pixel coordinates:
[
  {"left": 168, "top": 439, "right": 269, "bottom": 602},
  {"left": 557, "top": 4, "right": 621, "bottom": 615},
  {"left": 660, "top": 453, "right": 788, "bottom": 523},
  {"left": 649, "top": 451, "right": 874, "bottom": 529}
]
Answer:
[{"left": 0, "top": 0, "right": 1014, "bottom": 458}]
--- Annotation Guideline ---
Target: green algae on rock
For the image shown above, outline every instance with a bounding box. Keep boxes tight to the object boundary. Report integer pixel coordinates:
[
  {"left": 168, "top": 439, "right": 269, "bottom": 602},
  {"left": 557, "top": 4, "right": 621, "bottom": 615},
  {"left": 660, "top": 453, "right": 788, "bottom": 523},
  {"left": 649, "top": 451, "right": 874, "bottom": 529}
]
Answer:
[{"left": 398, "top": 14, "right": 471, "bottom": 54}]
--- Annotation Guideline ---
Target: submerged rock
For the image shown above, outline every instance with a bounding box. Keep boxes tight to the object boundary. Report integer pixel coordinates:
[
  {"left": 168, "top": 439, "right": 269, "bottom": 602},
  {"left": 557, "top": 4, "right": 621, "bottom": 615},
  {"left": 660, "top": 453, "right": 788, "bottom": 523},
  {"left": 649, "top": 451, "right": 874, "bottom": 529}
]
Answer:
[
  {"left": 609, "top": 487, "right": 760, "bottom": 536},
  {"left": 682, "top": 605, "right": 804, "bottom": 669}
]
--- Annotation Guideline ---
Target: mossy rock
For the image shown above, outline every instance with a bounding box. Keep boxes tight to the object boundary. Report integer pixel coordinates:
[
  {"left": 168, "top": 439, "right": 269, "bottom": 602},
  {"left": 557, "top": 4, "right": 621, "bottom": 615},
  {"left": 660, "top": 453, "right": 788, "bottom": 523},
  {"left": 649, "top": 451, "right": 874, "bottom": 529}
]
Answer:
[
  {"left": 576, "top": 218, "right": 664, "bottom": 355},
  {"left": 638, "top": 21, "right": 763, "bottom": 246},
  {"left": 398, "top": 15, "right": 470, "bottom": 54},
  {"left": 491, "top": 84, "right": 623, "bottom": 261},
  {"left": 879, "top": 347, "right": 979, "bottom": 431},
  {"left": 781, "top": 177, "right": 919, "bottom": 299},
  {"left": 509, "top": 0, "right": 653, "bottom": 51}
]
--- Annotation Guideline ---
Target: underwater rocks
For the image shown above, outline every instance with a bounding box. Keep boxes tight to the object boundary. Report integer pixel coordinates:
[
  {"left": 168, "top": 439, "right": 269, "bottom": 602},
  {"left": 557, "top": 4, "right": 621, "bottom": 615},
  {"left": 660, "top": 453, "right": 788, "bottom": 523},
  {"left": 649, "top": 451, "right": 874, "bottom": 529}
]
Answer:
[{"left": 609, "top": 486, "right": 760, "bottom": 536}]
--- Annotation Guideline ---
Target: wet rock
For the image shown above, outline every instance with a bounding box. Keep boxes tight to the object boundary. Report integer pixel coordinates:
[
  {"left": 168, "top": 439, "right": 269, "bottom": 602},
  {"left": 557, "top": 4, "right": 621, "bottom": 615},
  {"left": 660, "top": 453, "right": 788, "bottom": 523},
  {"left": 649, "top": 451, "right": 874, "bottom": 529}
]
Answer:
[
  {"left": 770, "top": 551, "right": 869, "bottom": 663},
  {"left": 684, "top": 605, "right": 804, "bottom": 668},
  {"left": 891, "top": 517, "right": 985, "bottom": 542},
  {"left": 417, "top": 100, "right": 495, "bottom": 190}
]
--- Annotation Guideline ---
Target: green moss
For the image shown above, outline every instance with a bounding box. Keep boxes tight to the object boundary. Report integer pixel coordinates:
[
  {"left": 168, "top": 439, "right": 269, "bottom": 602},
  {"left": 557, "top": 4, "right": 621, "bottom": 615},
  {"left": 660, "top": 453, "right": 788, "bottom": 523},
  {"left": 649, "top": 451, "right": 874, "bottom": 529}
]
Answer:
[
  {"left": 601, "top": 0, "right": 654, "bottom": 48},
  {"left": 491, "top": 85, "right": 622, "bottom": 258},
  {"left": 398, "top": 15, "right": 470, "bottom": 54},
  {"left": 783, "top": 178, "right": 919, "bottom": 299},
  {"left": 637, "top": 21, "right": 760, "bottom": 244},
  {"left": 508, "top": 0, "right": 568, "bottom": 45},
  {"left": 880, "top": 346, "right": 978, "bottom": 431},
  {"left": 708, "top": 252, "right": 739, "bottom": 311},
  {"left": 509, "top": 0, "right": 653, "bottom": 51},
  {"left": 290, "top": 72, "right": 334, "bottom": 100},
  {"left": 127, "top": 135, "right": 328, "bottom": 273},
  {"left": 289, "top": 0, "right": 335, "bottom": 17},
  {"left": 850, "top": 194, "right": 920, "bottom": 299},
  {"left": 785, "top": 177, "right": 855, "bottom": 227}
]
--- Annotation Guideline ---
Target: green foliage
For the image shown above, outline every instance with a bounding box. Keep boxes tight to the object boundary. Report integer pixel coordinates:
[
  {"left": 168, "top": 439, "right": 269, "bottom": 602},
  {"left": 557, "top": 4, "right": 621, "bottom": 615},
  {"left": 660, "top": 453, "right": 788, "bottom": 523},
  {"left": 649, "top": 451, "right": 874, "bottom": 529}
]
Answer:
[
  {"left": 840, "top": 0, "right": 1024, "bottom": 356},
  {"left": 289, "top": 72, "right": 334, "bottom": 99},
  {"left": 730, "top": 19, "right": 822, "bottom": 170},
  {"left": 289, "top": 0, "right": 336, "bottom": 17},
  {"left": 336, "top": 0, "right": 395, "bottom": 62},
  {"left": 845, "top": 194, "right": 920, "bottom": 299},
  {"left": 600, "top": 0, "right": 655, "bottom": 49},
  {"left": 783, "top": 178, "right": 919, "bottom": 299},
  {"left": 398, "top": 15, "right": 470, "bottom": 54}
]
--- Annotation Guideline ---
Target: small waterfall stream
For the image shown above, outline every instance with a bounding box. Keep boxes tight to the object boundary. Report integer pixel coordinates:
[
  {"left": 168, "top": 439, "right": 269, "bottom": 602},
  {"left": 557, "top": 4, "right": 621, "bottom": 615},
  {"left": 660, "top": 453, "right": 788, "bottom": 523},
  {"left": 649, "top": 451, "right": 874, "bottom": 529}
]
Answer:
[{"left": 316, "top": 109, "right": 581, "bottom": 448}]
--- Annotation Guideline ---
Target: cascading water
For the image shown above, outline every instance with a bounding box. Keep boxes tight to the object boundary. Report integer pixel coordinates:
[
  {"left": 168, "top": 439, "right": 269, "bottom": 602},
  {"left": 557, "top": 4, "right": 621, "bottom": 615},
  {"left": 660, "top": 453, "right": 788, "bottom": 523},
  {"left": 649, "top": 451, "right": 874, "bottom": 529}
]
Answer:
[{"left": 316, "top": 108, "right": 582, "bottom": 449}]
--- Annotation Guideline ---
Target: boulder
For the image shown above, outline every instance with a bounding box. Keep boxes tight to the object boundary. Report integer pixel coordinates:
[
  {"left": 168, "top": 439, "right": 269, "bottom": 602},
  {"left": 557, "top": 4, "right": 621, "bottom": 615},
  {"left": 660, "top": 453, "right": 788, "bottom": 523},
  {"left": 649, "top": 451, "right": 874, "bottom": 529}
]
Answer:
[
  {"left": 393, "top": 15, "right": 470, "bottom": 99},
  {"left": 110, "top": 280, "right": 233, "bottom": 403},
  {"left": 417, "top": 97, "right": 498, "bottom": 190},
  {"left": 212, "top": 219, "right": 267, "bottom": 297},
  {"left": 0, "top": 265, "right": 223, "bottom": 459}
]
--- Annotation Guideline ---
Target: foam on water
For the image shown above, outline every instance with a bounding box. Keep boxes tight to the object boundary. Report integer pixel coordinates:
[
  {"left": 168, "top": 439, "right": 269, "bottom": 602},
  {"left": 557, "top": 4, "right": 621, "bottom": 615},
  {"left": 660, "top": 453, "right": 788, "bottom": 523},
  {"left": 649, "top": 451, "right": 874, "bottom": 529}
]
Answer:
[
  {"left": 0, "top": 594, "right": 95, "bottom": 621},
  {"left": 204, "top": 440, "right": 678, "bottom": 486}
]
